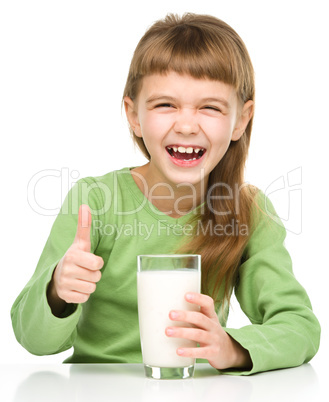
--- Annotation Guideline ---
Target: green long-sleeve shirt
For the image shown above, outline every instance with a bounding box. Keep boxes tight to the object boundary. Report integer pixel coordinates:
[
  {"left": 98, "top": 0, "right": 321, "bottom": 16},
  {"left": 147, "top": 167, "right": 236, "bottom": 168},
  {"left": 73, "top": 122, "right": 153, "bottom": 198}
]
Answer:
[{"left": 11, "top": 167, "right": 320, "bottom": 375}]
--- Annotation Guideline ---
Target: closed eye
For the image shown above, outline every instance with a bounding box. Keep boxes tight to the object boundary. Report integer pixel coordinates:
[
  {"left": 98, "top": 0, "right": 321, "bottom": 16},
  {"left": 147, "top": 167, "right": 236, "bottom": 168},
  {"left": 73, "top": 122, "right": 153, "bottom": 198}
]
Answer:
[
  {"left": 155, "top": 103, "right": 174, "bottom": 108},
  {"left": 203, "top": 106, "right": 221, "bottom": 112}
]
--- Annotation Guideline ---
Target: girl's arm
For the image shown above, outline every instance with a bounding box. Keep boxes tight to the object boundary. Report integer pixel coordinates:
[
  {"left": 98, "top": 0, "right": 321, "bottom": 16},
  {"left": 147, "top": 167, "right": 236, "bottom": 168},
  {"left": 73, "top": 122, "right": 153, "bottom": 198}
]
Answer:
[
  {"left": 166, "top": 193, "right": 321, "bottom": 374},
  {"left": 10, "top": 179, "right": 103, "bottom": 356},
  {"left": 221, "top": 193, "right": 321, "bottom": 374}
]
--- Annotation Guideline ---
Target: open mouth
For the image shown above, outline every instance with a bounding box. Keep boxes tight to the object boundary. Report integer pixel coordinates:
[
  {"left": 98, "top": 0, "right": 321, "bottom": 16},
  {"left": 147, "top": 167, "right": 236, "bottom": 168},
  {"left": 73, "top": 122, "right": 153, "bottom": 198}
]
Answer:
[{"left": 166, "top": 145, "right": 206, "bottom": 161}]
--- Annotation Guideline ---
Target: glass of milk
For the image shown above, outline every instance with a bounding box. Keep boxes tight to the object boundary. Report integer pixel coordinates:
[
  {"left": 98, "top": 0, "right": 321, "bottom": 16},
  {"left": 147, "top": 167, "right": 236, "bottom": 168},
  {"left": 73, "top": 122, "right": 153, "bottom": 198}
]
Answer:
[{"left": 137, "top": 254, "right": 201, "bottom": 379}]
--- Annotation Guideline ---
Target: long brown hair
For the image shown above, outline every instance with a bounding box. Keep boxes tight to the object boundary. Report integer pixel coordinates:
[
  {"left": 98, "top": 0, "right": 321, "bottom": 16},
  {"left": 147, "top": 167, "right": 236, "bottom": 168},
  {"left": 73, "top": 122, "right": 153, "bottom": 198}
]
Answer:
[{"left": 123, "top": 13, "right": 258, "bottom": 305}]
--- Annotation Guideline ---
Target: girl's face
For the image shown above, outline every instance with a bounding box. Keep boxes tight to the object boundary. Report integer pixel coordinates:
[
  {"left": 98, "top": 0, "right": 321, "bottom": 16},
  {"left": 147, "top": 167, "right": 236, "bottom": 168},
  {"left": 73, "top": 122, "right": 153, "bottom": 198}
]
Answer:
[{"left": 124, "top": 72, "right": 253, "bottom": 189}]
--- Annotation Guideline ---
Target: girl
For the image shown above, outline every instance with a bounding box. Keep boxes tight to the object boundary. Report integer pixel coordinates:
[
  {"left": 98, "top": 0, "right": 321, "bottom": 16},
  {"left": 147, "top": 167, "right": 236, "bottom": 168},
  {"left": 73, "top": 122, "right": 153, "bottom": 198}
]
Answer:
[{"left": 11, "top": 13, "right": 320, "bottom": 375}]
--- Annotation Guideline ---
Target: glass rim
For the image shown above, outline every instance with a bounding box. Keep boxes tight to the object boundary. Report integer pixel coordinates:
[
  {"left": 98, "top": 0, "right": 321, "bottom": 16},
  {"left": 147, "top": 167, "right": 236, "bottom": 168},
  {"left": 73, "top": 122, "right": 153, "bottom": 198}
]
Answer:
[
  {"left": 137, "top": 254, "right": 201, "bottom": 272},
  {"left": 137, "top": 254, "right": 201, "bottom": 258}
]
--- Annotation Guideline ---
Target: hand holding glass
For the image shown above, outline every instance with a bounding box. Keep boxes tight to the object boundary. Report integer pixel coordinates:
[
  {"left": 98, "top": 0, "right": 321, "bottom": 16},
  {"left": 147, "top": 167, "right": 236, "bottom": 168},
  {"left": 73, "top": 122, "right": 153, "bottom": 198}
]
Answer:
[{"left": 137, "top": 254, "right": 201, "bottom": 379}]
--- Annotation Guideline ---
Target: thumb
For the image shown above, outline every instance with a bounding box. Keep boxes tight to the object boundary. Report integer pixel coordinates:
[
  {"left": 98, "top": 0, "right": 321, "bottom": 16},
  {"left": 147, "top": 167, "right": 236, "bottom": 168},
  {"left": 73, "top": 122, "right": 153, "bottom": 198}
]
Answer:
[{"left": 74, "top": 204, "right": 92, "bottom": 252}]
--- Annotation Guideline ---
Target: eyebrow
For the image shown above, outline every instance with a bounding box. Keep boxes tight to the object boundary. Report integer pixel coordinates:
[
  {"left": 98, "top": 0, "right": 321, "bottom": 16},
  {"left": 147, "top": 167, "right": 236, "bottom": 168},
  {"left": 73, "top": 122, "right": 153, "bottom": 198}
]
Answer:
[
  {"left": 145, "top": 95, "right": 231, "bottom": 109},
  {"left": 201, "top": 97, "right": 231, "bottom": 109}
]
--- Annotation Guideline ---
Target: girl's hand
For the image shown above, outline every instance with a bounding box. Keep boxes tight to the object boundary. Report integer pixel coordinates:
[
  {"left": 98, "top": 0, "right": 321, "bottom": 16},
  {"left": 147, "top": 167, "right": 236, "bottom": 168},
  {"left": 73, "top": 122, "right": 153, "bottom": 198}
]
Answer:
[
  {"left": 47, "top": 205, "right": 104, "bottom": 316},
  {"left": 165, "top": 292, "right": 252, "bottom": 370}
]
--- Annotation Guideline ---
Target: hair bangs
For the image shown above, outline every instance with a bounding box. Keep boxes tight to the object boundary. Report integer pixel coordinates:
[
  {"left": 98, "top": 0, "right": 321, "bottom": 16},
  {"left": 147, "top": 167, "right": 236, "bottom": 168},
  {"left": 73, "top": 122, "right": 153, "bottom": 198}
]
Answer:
[
  {"left": 141, "top": 36, "right": 237, "bottom": 84},
  {"left": 127, "top": 16, "right": 251, "bottom": 102}
]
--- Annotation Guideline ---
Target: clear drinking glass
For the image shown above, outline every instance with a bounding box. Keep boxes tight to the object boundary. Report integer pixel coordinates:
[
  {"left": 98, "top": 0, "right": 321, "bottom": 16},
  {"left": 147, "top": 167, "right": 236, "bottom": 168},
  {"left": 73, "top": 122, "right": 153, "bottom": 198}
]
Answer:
[{"left": 137, "top": 254, "right": 201, "bottom": 380}]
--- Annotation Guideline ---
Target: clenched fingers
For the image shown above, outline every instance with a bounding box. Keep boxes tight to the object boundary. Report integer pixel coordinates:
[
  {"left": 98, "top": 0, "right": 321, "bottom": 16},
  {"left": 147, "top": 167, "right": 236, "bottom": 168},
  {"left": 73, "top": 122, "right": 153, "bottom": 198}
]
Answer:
[
  {"left": 185, "top": 292, "right": 218, "bottom": 320},
  {"left": 63, "top": 247, "right": 104, "bottom": 271}
]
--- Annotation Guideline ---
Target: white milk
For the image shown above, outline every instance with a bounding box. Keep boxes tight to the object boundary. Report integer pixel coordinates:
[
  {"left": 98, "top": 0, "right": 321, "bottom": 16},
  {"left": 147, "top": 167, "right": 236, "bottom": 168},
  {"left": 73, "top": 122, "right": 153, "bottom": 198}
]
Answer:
[{"left": 137, "top": 269, "right": 201, "bottom": 368}]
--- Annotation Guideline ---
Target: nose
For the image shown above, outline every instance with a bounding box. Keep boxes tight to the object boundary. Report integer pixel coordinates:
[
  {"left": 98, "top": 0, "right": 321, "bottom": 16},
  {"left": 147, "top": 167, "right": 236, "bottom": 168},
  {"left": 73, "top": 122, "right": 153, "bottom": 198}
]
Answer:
[{"left": 173, "top": 108, "right": 199, "bottom": 136}]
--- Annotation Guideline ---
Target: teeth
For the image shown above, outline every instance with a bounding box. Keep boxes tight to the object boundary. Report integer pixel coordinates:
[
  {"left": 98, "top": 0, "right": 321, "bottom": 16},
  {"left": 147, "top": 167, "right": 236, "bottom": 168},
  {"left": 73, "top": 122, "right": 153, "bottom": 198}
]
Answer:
[{"left": 167, "top": 146, "right": 204, "bottom": 154}]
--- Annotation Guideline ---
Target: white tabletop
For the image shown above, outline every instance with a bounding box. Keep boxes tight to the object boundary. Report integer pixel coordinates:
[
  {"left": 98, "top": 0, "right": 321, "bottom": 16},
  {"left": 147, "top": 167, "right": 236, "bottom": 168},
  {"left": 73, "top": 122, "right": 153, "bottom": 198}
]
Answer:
[{"left": 0, "top": 363, "right": 326, "bottom": 402}]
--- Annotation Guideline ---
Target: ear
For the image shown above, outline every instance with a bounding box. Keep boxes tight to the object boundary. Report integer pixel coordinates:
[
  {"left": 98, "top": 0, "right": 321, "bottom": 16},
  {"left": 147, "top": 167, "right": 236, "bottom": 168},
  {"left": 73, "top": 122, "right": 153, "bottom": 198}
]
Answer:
[
  {"left": 231, "top": 100, "right": 254, "bottom": 141},
  {"left": 123, "top": 96, "right": 142, "bottom": 138}
]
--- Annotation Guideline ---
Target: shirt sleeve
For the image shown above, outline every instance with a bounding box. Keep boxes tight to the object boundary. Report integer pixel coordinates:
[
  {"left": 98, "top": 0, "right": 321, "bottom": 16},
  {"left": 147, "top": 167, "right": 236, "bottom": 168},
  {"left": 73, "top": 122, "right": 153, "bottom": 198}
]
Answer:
[
  {"left": 10, "top": 177, "right": 105, "bottom": 356},
  {"left": 222, "top": 192, "right": 321, "bottom": 375}
]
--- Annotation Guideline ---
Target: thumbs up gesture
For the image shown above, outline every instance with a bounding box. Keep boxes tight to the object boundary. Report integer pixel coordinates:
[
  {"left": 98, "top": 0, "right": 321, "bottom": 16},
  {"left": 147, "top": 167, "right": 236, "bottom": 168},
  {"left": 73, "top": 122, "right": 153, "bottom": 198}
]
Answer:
[{"left": 47, "top": 205, "right": 104, "bottom": 315}]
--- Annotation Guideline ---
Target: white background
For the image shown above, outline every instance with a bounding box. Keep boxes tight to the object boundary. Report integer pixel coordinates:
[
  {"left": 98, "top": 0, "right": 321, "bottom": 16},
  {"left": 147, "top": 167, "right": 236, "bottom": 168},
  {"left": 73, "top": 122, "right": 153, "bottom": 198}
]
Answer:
[{"left": 0, "top": 0, "right": 327, "bottom": 379}]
